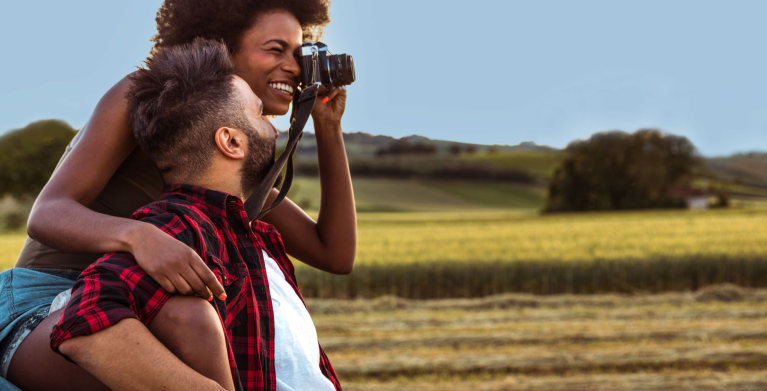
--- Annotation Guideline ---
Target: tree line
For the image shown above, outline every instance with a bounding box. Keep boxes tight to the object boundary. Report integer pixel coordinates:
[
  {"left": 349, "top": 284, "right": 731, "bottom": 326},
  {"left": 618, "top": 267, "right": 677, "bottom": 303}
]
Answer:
[
  {"left": 0, "top": 120, "right": 705, "bottom": 214},
  {"left": 0, "top": 120, "right": 76, "bottom": 200}
]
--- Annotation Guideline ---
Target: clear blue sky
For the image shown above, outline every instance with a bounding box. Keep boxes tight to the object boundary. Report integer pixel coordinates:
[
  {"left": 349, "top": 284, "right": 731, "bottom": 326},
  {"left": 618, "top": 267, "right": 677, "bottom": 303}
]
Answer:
[{"left": 1, "top": 0, "right": 765, "bottom": 156}]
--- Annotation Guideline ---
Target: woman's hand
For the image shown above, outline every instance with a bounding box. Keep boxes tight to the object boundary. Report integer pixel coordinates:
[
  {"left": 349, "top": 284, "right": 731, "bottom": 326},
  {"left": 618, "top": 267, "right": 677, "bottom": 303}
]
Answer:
[
  {"left": 311, "top": 87, "right": 346, "bottom": 129},
  {"left": 262, "top": 85, "right": 356, "bottom": 274},
  {"left": 130, "top": 223, "right": 226, "bottom": 301}
]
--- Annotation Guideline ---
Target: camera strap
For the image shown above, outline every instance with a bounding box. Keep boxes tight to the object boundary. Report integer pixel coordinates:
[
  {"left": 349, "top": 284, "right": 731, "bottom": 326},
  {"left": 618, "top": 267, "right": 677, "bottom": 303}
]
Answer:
[{"left": 244, "top": 84, "right": 319, "bottom": 220}]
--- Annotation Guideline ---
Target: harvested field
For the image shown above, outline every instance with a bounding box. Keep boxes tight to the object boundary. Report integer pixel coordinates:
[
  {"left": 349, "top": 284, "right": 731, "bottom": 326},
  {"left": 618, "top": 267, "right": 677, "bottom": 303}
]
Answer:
[{"left": 309, "top": 284, "right": 767, "bottom": 390}]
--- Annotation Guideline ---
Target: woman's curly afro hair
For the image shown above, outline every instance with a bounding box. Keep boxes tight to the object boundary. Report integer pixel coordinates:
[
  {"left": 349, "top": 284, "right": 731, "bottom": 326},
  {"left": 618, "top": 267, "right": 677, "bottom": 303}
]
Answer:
[{"left": 152, "top": 0, "right": 330, "bottom": 55}]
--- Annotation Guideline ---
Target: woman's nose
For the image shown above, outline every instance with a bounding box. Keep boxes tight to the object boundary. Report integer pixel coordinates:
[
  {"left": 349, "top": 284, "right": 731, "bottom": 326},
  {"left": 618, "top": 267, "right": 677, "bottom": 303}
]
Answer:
[{"left": 283, "top": 54, "right": 300, "bottom": 77}]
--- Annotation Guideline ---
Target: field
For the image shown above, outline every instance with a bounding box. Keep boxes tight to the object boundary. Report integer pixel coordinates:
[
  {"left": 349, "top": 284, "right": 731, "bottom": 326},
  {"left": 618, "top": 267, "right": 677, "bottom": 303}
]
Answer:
[
  {"left": 0, "top": 231, "right": 26, "bottom": 269},
  {"left": 288, "top": 176, "right": 546, "bottom": 212},
  {"left": 4, "top": 206, "right": 767, "bottom": 297},
  {"left": 460, "top": 149, "right": 563, "bottom": 178},
  {"left": 2, "top": 178, "right": 767, "bottom": 390},
  {"left": 296, "top": 207, "right": 767, "bottom": 298},
  {"left": 312, "top": 285, "right": 767, "bottom": 390}
]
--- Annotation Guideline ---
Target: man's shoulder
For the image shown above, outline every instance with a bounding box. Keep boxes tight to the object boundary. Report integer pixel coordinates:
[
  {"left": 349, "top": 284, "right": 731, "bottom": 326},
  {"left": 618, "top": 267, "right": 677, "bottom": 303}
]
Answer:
[
  {"left": 131, "top": 199, "right": 219, "bottom": 238},
  {"left": 131, "top": 198, "right": 199, "bottom": 220}
]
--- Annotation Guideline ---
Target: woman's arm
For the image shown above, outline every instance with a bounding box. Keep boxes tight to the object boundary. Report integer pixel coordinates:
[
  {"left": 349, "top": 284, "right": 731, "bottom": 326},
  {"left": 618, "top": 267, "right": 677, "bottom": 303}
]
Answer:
[
  {"left": 26, "top": 77, "right": 225, "bottom": 300},
  {"left": 262, "top": 87, "right": 357, "bottom": 274}
]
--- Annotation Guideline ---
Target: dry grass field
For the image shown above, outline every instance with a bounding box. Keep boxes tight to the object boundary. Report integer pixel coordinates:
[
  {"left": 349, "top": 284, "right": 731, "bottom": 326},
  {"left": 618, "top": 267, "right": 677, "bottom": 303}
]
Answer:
[
  {"left": 0, "top": 231, "right": 25, "bottom": 269},
  {"left": 5, "top": 208, "right": 767, "bottom": 297},
  {"left": 2, "top": 207, "right": 766, "bottom": 390},
  {"left": 298, "top": 207, "right": 767, "bottom": 297},
  {"left": 311, "top": 284, "right": 767, "bottom": 391}
]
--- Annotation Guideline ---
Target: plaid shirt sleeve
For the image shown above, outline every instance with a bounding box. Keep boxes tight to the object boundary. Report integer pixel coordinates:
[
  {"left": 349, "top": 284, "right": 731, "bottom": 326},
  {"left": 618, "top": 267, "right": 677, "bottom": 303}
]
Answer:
[{"left": 50, "top": 213, "right": 194, "bottom": 352}]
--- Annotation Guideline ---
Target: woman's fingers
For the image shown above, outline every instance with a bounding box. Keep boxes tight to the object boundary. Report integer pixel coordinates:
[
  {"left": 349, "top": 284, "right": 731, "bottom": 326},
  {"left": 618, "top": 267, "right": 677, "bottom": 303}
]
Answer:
[
  {"left": 320, "top": 87, "right": 344, "bottom": 102},
  {"left": 174, "top": 250, "right": 225, "bottom": 300},
  {"left": 168, "top": 275, "right": 195, "bottom": 296},
  {"left": 180, "top": 267, "right": 213, "bottom": 300},
  {"left": 313, "top": 86, "right": 347, "bottom": 123},
  {"left": 190, "top": 259, "right": 227, "bottom": 300},
  {"left": 155, "top": 276, "right": 177, "bottom": 295},
  {"left": 134, "top": 224, "right": 226, "bottom": 300}
]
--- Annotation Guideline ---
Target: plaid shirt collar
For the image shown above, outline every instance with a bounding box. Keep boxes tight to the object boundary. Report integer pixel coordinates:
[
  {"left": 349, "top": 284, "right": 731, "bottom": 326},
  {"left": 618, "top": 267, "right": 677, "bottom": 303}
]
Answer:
[{"left": 162, "top": 183, "right": 244, "bottom": 220}]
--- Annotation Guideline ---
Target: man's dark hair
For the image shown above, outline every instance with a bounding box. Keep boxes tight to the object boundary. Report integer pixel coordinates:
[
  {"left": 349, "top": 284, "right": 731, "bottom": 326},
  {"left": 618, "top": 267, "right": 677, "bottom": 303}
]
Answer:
[
  {"left": 152, "top": 0, "right": 331, "bottom": 55},
  {"left": 128, "top": 38, "right": 247, "bottom": 179}
]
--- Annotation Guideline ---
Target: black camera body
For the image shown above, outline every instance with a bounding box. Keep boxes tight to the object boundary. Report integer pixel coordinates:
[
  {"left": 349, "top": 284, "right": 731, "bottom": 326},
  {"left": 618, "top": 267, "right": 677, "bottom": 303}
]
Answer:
[{"left": 296, "top": 42, "right": 355, "bottom": 89}]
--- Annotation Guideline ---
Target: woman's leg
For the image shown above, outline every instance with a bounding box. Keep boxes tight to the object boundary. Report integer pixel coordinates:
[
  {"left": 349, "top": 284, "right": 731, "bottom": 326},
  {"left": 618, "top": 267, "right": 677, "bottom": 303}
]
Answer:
[
  {"left": 6, "top": 310, "right": 108, "bottom": 391},
  {"left": 8, "top": 299, "right": 234, "bottom": 391}
]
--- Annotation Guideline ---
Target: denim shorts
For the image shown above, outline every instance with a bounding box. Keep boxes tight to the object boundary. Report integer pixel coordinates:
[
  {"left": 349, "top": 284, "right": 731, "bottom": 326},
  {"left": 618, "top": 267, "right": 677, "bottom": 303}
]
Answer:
[{"left": 0, "top": 268, "right": 77, "bottom": 379}]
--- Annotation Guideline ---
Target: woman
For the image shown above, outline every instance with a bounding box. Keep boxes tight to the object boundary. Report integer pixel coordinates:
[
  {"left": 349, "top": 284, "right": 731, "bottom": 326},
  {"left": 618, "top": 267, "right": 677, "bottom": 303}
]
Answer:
[{"left": 1, "top": 0, "right": 355, "bottom": 389}]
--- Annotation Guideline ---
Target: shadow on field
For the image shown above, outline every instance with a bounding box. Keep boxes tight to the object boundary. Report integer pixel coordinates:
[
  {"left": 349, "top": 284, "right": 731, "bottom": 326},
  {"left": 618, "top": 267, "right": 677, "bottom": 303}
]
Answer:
[
  {"left": 297, "top": 255, "right": 767, "bottom": 299},
  {"left": 308, "top": 283, "right": 767, "bottom": 314}
]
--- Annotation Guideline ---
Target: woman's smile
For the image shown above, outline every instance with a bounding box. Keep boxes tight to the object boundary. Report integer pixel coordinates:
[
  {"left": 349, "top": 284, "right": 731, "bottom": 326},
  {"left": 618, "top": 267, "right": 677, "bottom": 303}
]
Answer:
[{"left": 232, "top": 10, "right": 303, "bottom": 116}]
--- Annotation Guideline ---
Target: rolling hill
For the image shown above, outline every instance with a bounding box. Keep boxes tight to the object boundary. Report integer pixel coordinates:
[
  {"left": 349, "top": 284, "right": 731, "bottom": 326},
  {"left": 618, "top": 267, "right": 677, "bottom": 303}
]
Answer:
[{"left": 278, "top": 131, "right": 767, "bottom": 212}]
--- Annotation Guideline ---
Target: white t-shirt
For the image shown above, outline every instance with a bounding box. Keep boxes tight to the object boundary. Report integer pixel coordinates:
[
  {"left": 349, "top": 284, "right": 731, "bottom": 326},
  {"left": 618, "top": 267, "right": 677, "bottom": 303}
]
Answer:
[{"left": 262, "top": 250, "right": 335, "bottom": 391}]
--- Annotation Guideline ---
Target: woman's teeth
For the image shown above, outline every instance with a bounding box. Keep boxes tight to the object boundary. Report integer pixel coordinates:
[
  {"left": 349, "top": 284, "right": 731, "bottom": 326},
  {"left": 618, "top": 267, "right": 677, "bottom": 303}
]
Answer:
[{"left": 269, "top": 82, "right": 294, "bottom": 95}]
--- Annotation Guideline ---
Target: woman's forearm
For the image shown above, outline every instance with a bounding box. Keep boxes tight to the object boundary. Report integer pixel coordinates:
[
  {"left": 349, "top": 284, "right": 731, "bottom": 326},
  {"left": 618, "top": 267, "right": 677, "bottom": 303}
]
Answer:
[
  {"left": 262, "top": 120, "right": 357, "bottom": 273},
  {"left": 27, "top": 197, "right": 149, "bottom": 255},
  {"left": 28, "top": 194, "right": 226, "bottom": 298},
  {"left": 314, "top": 120, "right": 357, "bottom": 271}
]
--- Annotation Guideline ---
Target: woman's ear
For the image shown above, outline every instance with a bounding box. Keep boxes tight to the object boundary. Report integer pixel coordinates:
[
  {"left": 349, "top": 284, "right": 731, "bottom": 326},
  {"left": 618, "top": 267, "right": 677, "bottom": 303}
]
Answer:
[{"left": 214, "top": 127, "right": 246, "bottom": 160}]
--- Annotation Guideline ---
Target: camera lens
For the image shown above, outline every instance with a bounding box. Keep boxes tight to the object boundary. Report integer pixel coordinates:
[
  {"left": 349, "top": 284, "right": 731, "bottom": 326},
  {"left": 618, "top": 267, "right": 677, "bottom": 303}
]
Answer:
[{"left": 327, "top": 54, "right": 355, "bottom": 87}]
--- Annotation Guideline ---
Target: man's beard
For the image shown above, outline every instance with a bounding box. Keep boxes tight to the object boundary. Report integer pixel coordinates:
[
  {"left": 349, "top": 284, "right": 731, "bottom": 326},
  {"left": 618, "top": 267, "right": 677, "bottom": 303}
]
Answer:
[{"left": 240, "top": 133, "right": 276, "bottom": 196}]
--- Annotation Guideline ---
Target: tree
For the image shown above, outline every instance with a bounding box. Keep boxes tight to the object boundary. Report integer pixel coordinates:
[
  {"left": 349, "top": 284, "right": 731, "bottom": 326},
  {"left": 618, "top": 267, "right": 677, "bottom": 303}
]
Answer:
[
  {"left": 374, "top": 139, "right": 436, "bottom": 156},
  {"left": 545, "top": 129, "right": 700, "bottom": 212},
  {"left": 0, "top": 120, "right": 77, "bottom": 199}
]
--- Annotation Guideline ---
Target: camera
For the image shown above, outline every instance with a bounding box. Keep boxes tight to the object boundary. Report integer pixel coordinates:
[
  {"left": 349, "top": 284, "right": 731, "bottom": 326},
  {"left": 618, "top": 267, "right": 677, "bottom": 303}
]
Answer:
[{"left": 296, "top": 42, "right": 355, "bottom": 89}]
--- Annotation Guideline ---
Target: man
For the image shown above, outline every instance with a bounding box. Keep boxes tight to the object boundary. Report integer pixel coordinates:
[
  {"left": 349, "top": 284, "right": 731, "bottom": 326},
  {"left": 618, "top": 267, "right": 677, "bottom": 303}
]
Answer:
[{"left": 50, "top": 38, "right": 340, "bottom": 391}]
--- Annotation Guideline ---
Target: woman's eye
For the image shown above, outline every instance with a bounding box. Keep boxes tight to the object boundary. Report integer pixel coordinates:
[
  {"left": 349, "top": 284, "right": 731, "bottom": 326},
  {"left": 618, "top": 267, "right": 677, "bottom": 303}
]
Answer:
[{"left": 268, "top": 47, "right": 283, "bottom": 53}]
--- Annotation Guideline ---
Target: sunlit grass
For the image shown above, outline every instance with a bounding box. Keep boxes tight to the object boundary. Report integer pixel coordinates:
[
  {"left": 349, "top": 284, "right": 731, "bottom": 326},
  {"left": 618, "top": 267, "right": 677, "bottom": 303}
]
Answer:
[
  {"left": 350, "top": 208, "right": 767, "bottom": 265},
  {"left": 5, "top": 208, "right": 767, "bottom": 296},
  {"left": 0, "top": 231, "right": 25, "bottom": 271},
  {"left": 297, "top": 208, "right": 767, "bottom": 297}
]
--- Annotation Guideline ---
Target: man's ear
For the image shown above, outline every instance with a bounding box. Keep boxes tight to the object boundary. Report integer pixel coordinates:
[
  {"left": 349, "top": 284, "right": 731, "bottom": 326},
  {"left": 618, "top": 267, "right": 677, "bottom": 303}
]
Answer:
[{"left": 214, "top": 127, "right": 246, "bottom": 160}]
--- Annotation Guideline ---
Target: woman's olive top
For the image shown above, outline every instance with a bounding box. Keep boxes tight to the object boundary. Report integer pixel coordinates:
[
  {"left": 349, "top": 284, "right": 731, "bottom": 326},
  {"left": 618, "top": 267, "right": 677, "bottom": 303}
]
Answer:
[{"left": 14, "top": 144, "right": 163, "bottom": 272}]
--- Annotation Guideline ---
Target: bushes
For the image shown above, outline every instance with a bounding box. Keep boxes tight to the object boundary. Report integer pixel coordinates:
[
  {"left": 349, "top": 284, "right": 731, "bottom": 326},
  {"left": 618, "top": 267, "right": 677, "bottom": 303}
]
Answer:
[
  {"left": 0, "top": 195, "right": 33, "bottom": 231},
  {"left": 546, "top": 129, "right": 701, "bottom": 212},
  {"left": 0, "top": 120, "right": 76, "bottom": 199}
]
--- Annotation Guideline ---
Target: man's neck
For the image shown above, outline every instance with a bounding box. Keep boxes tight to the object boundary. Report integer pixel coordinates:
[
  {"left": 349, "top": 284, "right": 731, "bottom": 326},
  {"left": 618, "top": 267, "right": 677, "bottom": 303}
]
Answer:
[{"left": 166, "top": 162, "right": 246, "bottom": 200}]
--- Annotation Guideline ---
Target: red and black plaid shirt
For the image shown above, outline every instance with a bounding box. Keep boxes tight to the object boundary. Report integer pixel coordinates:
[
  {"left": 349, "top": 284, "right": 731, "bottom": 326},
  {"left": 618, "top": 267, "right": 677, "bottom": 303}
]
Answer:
[{"left": 50, "top": 184, "right": 341, "bottom": 391}]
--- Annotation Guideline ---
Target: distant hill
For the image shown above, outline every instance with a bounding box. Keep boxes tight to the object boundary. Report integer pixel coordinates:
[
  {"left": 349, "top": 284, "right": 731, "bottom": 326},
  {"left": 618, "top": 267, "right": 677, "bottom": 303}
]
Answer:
[
  {"left": 705, "top": 153, "right": 767, "bottom": 189},
  {"left": 3, "top": 119, "right": 762, "bottom": 212},
  {"left": 279, "top": 131, "right": 555, "bottom": 158},
  {"left": 278, "top": 130, "right": 767, "bottom": 208},
  {"left": 281, "top": 130, "right": 767, "bottom": 186},
  {"left": 278, "top": 131, "right": 559, "bottom": 185}
]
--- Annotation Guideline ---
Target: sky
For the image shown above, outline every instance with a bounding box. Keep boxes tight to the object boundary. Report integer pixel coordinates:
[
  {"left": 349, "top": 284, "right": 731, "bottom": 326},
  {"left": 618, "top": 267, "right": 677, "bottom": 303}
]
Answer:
[{"left": 1, "top": 0, "right": 766, "bottom": 157}]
